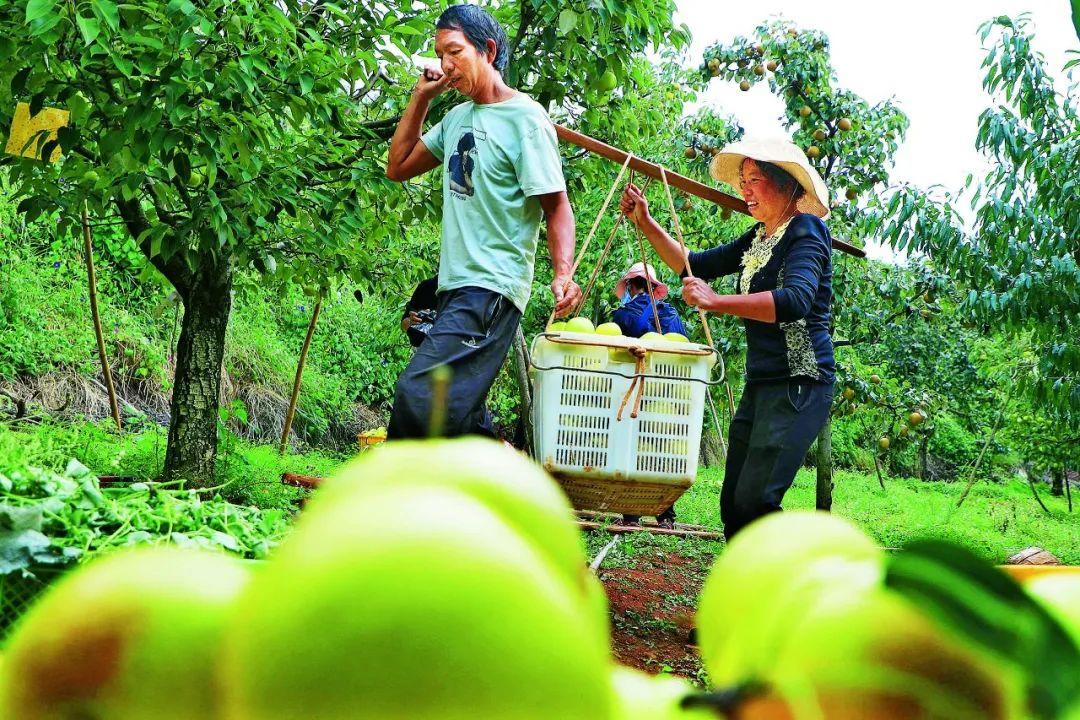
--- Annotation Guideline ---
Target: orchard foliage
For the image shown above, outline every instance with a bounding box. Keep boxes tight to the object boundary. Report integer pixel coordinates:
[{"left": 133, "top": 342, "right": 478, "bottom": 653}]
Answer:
[
  {"left": 0, "top": 0, "right": 691, "bottom": 482},
  {"left": 698, "top": 19, "right": 909, "bottom": 200},
  {"left": 862, "top": 15, "right": 1080, "bottom": 417},
  {"left": 0, "top": 0, "right": 424, "bottom": 296}
]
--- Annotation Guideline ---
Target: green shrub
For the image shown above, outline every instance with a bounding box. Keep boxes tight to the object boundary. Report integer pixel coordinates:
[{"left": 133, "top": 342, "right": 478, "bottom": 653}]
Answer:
[{"left": 927, "top": 413, "right": 981, "bottom": 476}]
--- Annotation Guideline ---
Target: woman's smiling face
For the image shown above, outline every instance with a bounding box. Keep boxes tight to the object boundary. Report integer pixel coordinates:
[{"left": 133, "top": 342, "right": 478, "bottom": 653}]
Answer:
[{"left": 739, "top": 159, "right": 797, "bottom": 227}]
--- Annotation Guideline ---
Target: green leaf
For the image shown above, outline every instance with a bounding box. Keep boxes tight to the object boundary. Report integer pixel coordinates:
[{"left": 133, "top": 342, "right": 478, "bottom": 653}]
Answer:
[
  {"left": 172, "top": 152, "right": 191, "bottom": 184},
  {"left": 55, "top": 125, "right": 78, "bottom": 152},
  {"left": 558, "top": 9, "right": 579, "bottom": 35},
  {"left": 0, "top": 37, "right": 16, "bottom": 62},
  {"left": 105, "top": 44, "right": 134, "bottom": 77},
  {"left": 29, "top": 90, "right": 46, "bottom": 116},
  {"left": 25, "top": 0, "right": 57, "bottom": 23},
  {"left": 129, "top": 33, "right": 163, "bottom": 50},
  {"left": 92, "top": 0, "right": 120, "bottom": 32},
  {"left": 298, "top": 73, "right": 314, "bottom": 95},
  {"left": 885, "top": 540, "right": 1080, "bottom": 720},
  {"left": 149, "top": 226, "right": 164, "bottom": 258},
  {"left": 75, "top": 13, "right": 100, "bottom": 44},
  {"left": 11, "top": 66, "right": 31, "bottom": 95}
]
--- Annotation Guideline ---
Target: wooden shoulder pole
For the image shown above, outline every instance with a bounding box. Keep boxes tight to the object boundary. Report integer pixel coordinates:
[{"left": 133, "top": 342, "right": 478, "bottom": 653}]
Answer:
[{"left": 553, "top": 124, "right": 866, "bottom": 260}]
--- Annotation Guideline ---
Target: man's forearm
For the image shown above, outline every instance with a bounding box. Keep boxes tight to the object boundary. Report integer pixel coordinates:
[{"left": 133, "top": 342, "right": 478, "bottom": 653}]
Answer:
[
  {"left": 546, "top": 199, "right": 576, "bottom": 278},
  {"left": 388, "top": 92, "right": 431, "bottom": 174}
]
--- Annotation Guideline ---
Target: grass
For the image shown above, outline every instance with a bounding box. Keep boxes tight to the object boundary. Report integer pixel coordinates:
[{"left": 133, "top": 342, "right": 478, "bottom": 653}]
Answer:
[
  {"left": 671, "top": 465, "right": 1079, "bottom": 565},
  {"left": 4, "top": 420, "right": 1076, "bottom": 565},
  {"left": 0, "top": 419, "right": 345, "bottom": 511}
]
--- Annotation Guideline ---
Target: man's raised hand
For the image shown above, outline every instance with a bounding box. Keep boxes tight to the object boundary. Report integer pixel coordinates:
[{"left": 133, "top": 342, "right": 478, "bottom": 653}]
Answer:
[{"left": 413, "top": 66, "right": 450, "bottom": 100}]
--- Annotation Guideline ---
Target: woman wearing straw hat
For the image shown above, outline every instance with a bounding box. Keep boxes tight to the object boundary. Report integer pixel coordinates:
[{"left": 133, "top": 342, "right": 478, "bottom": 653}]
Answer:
[{"left": 619, "top": 139, "right": 835, "bottom": 540}]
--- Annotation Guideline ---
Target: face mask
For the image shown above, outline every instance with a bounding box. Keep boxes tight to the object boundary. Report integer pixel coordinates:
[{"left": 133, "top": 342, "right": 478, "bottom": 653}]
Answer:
[{"left": 621, "top": 291, "right": 633, "bottom": 305}]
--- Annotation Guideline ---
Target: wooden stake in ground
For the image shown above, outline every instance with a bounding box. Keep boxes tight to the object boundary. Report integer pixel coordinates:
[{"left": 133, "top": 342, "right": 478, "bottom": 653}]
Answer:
[
  {"left": 428, "top": 364, "right": 451, "bottom": 438},
  {"left": 82, "top": 202, "right": 121, "bottom": 432},
  {"left": 279, "top": 295, "right": 323, "bottom": 455}
]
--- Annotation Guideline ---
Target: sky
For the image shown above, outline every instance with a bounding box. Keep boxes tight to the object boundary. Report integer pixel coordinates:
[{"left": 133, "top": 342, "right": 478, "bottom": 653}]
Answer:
[{"left": 674, "top": 0, "right": 1077, "bottom": 260}]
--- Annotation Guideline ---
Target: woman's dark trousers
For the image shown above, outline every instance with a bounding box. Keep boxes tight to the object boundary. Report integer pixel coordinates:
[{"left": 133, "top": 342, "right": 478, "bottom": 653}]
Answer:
[{"left": 720, "top": 379, "right": 833, "bottom": 541}]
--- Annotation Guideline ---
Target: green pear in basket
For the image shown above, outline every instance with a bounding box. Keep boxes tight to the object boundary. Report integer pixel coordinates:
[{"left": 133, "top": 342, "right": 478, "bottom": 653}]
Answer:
[
  {"left": 596, "top": 322, "right": 622, "bottom": 336},
  {"left": 0, "top": 547, "right": 251, "bottom": 720},
  {"left": 566, "top": 316, "right": 595, "bottom": 334},
  {"left": 221, "top": 485, "right": 613, "bottom": 720},
  {"left": 595, "top": 322, "right": 631, "bottom": 362},
  {"left": 641, "top": 331, "right": 663, "bottom": 342},
  {"left": 302, "top": 438, "right": 604, "bottom": 639},
  {"left": 547, "top": 321, "right": 568, "bottom": 333},
  {"left": 662, "top": 332, "right": 689, "bottom": 343}
]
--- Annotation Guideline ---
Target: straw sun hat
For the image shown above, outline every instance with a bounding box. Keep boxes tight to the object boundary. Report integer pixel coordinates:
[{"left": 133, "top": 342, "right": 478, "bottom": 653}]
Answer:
[
  {"left": 708, "top": 138, "right": 831, "bottom": 219},
  {"left": 614, "top": 262, "right": 669, "bottom": 300}
]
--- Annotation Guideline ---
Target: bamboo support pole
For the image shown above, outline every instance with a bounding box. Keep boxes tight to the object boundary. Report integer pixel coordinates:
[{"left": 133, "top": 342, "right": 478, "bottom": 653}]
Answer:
[
  {"left": 576, "top": 519, "right": 724, "bottom": 540},
  {"left": 279, "top": 296, "right": 323, "bottom": 455},
  {"left": 82, "top": 202, "right": 121, "bottom": 431}
]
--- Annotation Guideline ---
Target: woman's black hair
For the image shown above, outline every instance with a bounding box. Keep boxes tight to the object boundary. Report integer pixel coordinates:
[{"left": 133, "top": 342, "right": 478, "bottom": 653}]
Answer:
[
  {"left": 745, "top": 159, "right": 805, "bottom": 199},
  {"left": 626, "top": 276, "right": 649, "bottom": 293},
  {"left": 436, "top": 5, "right": 509, "bottom": 72}
]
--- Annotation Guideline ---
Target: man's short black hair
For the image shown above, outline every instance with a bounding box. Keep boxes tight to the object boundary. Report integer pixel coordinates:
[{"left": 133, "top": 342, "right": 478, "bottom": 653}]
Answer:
[{"left": 436, "top": 5, "right": 509, "bottom": 72}]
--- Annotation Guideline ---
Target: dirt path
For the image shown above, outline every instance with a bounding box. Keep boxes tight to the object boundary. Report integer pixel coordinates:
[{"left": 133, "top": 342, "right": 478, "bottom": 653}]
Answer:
[{"left": 599, "top": 550, "right": 710, "bottom": 681}]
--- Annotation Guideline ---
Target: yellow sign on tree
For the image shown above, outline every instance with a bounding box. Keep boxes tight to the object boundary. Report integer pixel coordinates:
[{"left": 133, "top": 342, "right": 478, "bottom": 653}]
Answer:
[{"left": 4, "top": 102, "right": 69, "bottom": 162}]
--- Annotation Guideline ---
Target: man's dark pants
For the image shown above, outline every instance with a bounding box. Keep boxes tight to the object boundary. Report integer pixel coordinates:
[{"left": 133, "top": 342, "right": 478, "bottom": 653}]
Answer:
[
  {"left": 720, "top": 379, "right": 833, "bottom": 540},
  {"left": 388, "top": 286, "right": 521, "bottom": 439}
]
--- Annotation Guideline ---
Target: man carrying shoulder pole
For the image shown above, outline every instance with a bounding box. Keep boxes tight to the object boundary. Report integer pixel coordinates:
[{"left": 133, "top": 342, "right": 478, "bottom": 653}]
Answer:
[{"left": 385, "top": 4, "right": 581, "bottom": 439}]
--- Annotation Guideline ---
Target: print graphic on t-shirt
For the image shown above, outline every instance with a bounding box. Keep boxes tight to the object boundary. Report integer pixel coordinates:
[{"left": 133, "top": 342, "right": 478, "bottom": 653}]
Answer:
[{"left": 448, "top": 131, "right": 476, "bottom": 197}]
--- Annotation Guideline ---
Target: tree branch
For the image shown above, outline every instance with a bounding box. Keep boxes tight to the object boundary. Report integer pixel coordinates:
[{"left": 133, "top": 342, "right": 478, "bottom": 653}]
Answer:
[
  {"left": 113, "top": 195, "right": 192, "bottom": 295},
  {"left": 509, "top": 3, "right": 536, "bottom": 61}
]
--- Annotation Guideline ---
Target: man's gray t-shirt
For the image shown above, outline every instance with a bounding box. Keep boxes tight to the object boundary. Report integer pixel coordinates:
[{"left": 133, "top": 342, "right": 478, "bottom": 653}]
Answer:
[{"left": 421, "top": 93, "right": 565, "bottom": 312}]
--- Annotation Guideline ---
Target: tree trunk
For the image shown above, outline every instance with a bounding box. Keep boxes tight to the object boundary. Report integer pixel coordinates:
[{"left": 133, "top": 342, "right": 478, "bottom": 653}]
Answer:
[
  {"left": 163, "top": 262, "right": 233, "bottom": 486},
  {"left": 917, "top": 435, "right": 929, "bottom": 480},
  {"left": 700, "top": 388, "right": 726, "bottom": 468},
  {"left": 700, "top": 426, "right": 724, "bottom": 468},
  {"left": 815, "top": 417, "right": 834, "bottom": 510},
  {"left": 510, "top": 325, "right": 534, "bottom": 456},
  {"left": 1051, "top": 468, "right": 1064, "bottom": 497}
]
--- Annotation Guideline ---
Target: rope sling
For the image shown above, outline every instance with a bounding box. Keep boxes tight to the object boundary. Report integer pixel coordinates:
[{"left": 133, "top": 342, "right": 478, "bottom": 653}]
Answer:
[{"left": 546, "top": 157, "right": 734, "bottom": 454}]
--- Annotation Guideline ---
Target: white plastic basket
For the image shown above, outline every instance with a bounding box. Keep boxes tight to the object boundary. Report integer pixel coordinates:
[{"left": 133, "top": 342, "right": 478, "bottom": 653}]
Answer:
[{"left": 530, "top": 332, "right": 719, "bottom": 515}]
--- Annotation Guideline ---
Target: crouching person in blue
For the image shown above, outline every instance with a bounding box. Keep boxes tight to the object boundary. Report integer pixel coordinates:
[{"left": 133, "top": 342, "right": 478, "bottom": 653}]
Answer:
[
  {"left": 611, "top": 262, "right": 686, "bottom": 529},
  {"left": 612, "top": 262, "right": 687, "bottom": 340}
]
